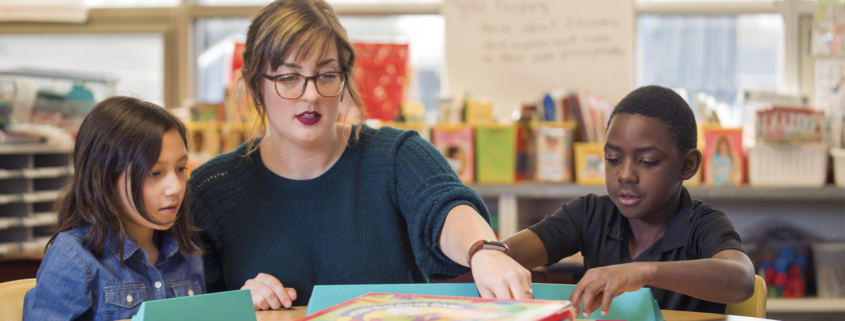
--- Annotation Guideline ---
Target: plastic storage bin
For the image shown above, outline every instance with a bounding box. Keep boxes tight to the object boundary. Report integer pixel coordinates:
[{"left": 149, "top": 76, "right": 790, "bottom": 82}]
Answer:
[
  {"left": 748, "top": 145, "right": 828, "bottom": 187},
  {"left": 812, "top": 243, "right": 845, "bottom": 298},
  {"left": 832, "top": 148, "right": 845, "bottom": 188}
]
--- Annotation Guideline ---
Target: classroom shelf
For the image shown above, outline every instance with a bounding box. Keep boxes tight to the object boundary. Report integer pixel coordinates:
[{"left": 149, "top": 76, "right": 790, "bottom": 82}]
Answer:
[
  {"left": 0, "top": 144, "right": 72, "bottom": 259},
  {"left": 465, "top": 183, "right": 845, "bottom": 238},
  {"left": 0, "top": 166, "right": 74, "bottom": 180},
  {"left": 466, "top": 183, "right": 845, "bottom": 202},
  {"left": 767, "top": 298, "right": 845, "bottom": 313},
  {"left": 0, "top": 144, "right": 72, "bottom": 155}
]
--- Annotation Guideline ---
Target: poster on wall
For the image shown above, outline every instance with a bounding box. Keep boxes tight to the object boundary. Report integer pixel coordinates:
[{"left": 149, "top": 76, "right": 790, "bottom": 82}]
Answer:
[{"left": 442, "top": 0, "right": 635, "bottom": 122}]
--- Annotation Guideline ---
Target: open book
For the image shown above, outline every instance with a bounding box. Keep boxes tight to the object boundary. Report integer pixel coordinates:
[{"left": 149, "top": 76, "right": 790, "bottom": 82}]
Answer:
[{"left": 299, "top": 293, "right": 575, "bottom": 321}]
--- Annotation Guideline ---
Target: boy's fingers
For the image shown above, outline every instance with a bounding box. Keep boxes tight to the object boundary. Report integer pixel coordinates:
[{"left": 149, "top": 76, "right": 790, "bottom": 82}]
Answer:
[
  {"left": 600, "top": 291, "right": 615, "bottom": 316},
  {"left": 287, "top": 288, "right": 298, "bottom": 302},
  {"left": 580, "top": 282, "right": 605, "bottom": 318},
  {"left": 569, "top": 281, "right": 589, "bottom": 316}
]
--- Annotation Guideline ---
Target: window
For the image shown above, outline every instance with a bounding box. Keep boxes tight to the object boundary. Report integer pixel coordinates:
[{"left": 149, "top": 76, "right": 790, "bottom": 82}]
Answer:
[
  {"left": 636, "top": 14, "right": 784, "bottom": 106},
  {"left": 0, "top": 34, "right": 165, "bottom": 105}
]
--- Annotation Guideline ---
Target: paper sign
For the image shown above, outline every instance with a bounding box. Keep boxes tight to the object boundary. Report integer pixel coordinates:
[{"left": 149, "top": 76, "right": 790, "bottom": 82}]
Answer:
[
  {"left": 131, "top": 289, "right": 256, "bottom": 321},
  {"left": 442, "top": 0, "right": 635, "bottom": 122},
  {"left": 307, "top": 283, "right": 664, "bottom": 321}
]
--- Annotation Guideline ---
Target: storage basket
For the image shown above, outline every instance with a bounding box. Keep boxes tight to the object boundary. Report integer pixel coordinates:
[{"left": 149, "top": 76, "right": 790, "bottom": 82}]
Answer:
[
  {"left": 832, "top": 148, "right": 845, "bottom": 188},
  {"left": 748, "top": 145, "right": 827, "bottom": 187}
]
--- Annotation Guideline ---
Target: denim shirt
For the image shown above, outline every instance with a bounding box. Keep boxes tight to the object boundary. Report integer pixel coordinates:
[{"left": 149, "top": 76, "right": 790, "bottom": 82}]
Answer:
[{"left": 23, "top": 226, "right": 205, "bottom": 321}]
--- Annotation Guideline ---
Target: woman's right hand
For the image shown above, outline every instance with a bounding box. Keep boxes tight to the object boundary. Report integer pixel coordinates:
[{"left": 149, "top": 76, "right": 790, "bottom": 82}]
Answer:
[{"left": 241, "top": 273, "right": 297, "bottom": 310}]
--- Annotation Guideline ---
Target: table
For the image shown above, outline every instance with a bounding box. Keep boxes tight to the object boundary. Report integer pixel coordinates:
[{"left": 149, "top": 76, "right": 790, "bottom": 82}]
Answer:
[{"left": 251, "top": 306, "right": 780, "bottom": 321}]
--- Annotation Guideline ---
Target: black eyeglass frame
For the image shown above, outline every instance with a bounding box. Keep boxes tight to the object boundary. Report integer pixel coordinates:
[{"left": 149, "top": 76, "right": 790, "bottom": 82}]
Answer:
[{"left": 261, "top": 72, "right": 347, "bottom": 100}]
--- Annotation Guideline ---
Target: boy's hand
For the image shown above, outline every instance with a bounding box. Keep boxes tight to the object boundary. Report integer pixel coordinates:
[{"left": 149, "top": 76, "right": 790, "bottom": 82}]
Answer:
[
  {"left": 569, "top": 262, "right": 656, "bottom": 317},
  {"left": 470, "top": 250, "right": 534, "bottom": 299}
]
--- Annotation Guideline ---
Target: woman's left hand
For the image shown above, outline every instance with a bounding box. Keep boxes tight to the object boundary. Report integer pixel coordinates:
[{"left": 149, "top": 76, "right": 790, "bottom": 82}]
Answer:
[{"left": 470, "top": 250, "right": 534, "bottom": 299}]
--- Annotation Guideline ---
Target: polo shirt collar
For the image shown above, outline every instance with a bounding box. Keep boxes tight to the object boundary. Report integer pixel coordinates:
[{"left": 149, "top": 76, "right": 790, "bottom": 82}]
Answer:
[{"left": 604, "top": 186, "right": 694, "bottom": 252}]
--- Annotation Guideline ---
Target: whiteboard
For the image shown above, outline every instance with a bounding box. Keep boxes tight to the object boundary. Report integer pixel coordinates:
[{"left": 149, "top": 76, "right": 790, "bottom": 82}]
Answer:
[{"left": 443, "top": 0, "right": 635, "bottom": 122}]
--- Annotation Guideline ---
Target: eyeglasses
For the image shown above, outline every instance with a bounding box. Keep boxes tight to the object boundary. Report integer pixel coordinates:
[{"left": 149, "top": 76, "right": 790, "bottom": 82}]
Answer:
[{"left": 262, "top": 72, "right": 346, "bottom": 99}]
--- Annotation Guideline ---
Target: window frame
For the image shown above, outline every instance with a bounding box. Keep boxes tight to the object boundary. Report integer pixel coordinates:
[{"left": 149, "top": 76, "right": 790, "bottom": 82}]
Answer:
[{"left": 0, "top": 0, "right": 816, "bottom": 108}]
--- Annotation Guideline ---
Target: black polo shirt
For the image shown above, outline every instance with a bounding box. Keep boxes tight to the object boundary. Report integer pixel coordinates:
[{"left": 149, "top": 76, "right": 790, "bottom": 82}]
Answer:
[{"left": 528, "top": 187, "right": 746, "bottom": 314}]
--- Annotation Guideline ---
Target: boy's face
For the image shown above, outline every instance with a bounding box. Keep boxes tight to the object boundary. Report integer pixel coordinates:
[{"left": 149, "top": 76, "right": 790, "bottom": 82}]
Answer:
[{"left": 604, "top": 114, "right": 696, "bottom": 221}]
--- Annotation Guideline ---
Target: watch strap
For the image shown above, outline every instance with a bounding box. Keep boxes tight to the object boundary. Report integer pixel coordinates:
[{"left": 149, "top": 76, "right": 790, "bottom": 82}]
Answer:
[{"left": 465, "top": 240, "right": 511, "bottom": 267}]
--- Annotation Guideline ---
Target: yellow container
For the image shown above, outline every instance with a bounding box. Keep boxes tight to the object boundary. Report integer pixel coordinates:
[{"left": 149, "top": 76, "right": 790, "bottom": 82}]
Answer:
[{"left": 574, "top": 142, "right": 605, "bottom": 186}]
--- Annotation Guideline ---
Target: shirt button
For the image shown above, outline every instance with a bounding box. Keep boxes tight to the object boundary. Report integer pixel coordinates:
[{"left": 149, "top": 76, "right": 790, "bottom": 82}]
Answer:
[
  {"left": 126, "top": 295, "right": 133, "bottom": 303},
  {"left": 188, "top": 289, "right": 194, "bottom": 296},
  {"left": 155, "top": 281, "right": 162, "bottom": 289}
]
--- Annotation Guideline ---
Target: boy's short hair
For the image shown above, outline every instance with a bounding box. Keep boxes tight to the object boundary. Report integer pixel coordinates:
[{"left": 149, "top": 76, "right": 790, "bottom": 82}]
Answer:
[{"left": 608, "top": 85, "right": 697, "bottom": 155}]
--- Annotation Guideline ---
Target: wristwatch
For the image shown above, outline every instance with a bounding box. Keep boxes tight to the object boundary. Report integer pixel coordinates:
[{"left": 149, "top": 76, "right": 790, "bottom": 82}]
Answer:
[{"left": 466, "top": 240, "right": 510, "bottom": 267}]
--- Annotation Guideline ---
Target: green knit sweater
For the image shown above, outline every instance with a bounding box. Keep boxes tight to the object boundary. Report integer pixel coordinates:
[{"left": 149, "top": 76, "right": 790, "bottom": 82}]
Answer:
[{"left": 188, "top": 125, "right": 489, "bottom": 305}]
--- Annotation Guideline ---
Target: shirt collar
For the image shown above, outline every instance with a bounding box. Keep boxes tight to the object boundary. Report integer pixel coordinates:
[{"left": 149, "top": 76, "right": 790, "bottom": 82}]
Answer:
[
  {"left": 605, "top": 187, "right": 694, "bottom": 252},
  {"left": 106, "top": 229, "right": 181, "bottom": 262}
]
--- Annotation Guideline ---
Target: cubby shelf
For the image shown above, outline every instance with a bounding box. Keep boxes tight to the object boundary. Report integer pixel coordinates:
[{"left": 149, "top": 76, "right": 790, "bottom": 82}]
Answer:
[{"left": 0, "top": 145, "right": 71, "bottom": 256}]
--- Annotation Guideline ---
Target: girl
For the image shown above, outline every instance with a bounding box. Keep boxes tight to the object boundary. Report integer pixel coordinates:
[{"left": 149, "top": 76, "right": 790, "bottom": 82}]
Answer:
[{"left": 23, "top": 96, "right": 205, "bottom": 321}]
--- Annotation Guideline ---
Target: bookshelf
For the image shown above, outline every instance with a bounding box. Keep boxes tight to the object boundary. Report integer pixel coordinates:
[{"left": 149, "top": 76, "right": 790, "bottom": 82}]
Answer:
[{"left": 466, "top": 183, "right": 845, "bottom": 238}]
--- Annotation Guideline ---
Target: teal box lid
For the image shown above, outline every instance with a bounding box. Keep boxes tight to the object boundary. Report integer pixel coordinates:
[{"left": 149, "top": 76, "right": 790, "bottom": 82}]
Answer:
[{"left": 131, "top": 289, "right": 256, "bottom": 321}]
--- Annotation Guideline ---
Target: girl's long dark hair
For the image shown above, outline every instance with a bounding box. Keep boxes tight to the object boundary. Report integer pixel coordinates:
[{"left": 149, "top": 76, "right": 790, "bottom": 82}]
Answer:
[{"left": 48, "top": 96, "right": 200, "bottom": 265}]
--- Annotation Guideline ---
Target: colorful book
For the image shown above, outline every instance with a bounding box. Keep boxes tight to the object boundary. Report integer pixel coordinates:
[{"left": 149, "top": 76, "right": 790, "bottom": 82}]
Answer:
[
  {"left": 533, "top": 122, "right": 575, "bottom": 182},
  {"left": 299, "top": 293, "right": 576, "bottom": 321},
  {"left": 431, "top": 124, "right": 475, "bottom": 183},
  {"left": 703, "top": 128, "right": 744, "bottom": 186},
  {"left": 475, "top": 124, "right": 516, "bottom": 184}
]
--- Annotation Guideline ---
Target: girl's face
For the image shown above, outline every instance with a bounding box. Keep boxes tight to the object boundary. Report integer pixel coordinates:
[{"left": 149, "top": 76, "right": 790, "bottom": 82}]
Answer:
[
  {"left": 263, "top": 44, "right": 344, "bottom": 146},
  {"left": 118, "top": 130, "right": 188, "bottom": 232}
]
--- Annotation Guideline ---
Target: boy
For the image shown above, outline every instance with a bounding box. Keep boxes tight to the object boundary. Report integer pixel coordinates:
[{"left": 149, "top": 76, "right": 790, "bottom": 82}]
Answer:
[{"left": 504, "top": 86, "right": 755, "bottom": 316}]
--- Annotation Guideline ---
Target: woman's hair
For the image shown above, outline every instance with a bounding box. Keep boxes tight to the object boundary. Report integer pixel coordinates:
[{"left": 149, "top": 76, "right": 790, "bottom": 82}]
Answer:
[
  {"left": 241, "top": 0, "right": 365, "bottom": 154},
  {"left": 48, "top": 96, "right": 200, "bottom": 265}
]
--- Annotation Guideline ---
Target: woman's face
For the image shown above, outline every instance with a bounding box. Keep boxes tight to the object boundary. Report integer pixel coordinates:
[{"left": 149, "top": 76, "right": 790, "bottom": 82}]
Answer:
[{"left": 262, "top": 44, "right": 344, "bottom": 145}]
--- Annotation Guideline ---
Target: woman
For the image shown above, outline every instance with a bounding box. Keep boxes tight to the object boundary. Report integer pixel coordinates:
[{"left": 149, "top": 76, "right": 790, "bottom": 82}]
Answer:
[{"left": 189, "top": 0, "right": 530, "bottom": 310}]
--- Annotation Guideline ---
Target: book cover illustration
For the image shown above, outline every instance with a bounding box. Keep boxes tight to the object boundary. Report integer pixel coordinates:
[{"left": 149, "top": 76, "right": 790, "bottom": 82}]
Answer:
[
  {"left": 534, "top": 123, "right": 575, "bottom": 182},
  {"left": 298, "top": 293, "right": 575, "bottom": 321},
  {"left": 432, "top": 125, "right": 475, "bottom": 183},
  {"left": 704, "top": 128, "right": 744, "bottom": 186}
]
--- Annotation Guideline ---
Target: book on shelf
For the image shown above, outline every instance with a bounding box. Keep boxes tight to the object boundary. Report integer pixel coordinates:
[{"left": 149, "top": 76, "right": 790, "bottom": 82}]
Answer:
[{"left": 300, "top": 293, "right": 576, "bottom": 321}]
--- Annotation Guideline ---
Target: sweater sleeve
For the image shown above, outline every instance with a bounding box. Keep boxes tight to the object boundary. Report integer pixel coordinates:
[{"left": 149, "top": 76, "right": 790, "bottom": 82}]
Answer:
[{"left": 390, "top": 130, "right": 489, "bottom": 280}]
